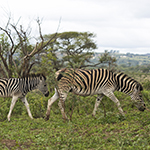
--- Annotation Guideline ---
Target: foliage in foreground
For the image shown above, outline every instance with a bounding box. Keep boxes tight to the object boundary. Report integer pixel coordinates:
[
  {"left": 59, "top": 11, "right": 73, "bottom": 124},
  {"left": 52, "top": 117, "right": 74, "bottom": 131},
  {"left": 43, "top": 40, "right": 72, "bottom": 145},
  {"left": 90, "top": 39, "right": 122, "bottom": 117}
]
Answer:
[{"left": 0, "top": 89, "right": 150, "bottom": 149}]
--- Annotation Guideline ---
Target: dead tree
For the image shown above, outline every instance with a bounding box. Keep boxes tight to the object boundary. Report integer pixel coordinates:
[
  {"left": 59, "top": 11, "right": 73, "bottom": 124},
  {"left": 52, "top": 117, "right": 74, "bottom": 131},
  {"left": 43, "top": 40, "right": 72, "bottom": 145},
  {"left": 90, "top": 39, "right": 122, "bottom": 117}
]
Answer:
[{"left": 0, "top": 18, "right": 57, "bottom": 78}]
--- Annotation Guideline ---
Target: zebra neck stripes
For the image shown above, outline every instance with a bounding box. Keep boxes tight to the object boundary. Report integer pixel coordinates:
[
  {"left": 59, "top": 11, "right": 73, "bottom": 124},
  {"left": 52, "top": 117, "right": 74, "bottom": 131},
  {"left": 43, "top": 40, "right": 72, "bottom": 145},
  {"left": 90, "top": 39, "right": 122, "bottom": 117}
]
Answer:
[
  {"left": 0, "top": 74, "right": 44, "bottom": 97},
  {"left": 19, "top": 77, "right": 39, "bottom": 95},
  {"left": 0, "top": 78, "right": 20, "bottom": 97},
  {"left": 114, "top": 72, "right": 142, "bottom": 95}
]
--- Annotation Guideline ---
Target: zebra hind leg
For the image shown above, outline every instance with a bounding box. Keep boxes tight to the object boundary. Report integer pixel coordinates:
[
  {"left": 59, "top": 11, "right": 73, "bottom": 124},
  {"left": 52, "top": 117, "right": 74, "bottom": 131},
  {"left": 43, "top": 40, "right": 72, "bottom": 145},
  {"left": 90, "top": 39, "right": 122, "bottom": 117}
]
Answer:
[
  {"left": 7, "top": 96, "right": 19, "bottom": 121},
  {"left": 21, "top": 97, "right": 33, "bottom": 120},
  {"left": 92, "top": 94, "right": 104, "bottom": 117},
  {"left": 103, "top": 91, "right": 125, "bottom": 116},
  {"left": 58, "top": 100, "right": 68, "bottom": 120},
  {"left": 58, "top": 92, "right": 68, "bottom": 120}
]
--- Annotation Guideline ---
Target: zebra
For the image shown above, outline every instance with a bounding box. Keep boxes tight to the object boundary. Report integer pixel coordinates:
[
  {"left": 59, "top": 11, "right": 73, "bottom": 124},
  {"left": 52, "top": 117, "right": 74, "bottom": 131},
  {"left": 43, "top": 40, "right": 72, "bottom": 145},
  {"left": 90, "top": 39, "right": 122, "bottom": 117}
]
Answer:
[
  {"left": 0, "top": 74, "right": 49, "bottom": 121},
  {"left": 45, "top": 68, "right": 146, "bottom": 120}
]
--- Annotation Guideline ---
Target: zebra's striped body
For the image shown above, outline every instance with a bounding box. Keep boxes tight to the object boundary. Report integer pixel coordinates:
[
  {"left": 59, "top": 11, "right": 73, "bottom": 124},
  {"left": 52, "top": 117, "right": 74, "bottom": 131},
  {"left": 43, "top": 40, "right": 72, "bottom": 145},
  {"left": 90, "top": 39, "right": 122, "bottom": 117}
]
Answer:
[
  {"left": 45, "top": 68, "right": 145, "bottom": 120},
  {"left": 0, "top": 74, "right": 49, "bottom": 121},
  {"left": 56, "top": 68, "right": 117, "bottom": 96}
]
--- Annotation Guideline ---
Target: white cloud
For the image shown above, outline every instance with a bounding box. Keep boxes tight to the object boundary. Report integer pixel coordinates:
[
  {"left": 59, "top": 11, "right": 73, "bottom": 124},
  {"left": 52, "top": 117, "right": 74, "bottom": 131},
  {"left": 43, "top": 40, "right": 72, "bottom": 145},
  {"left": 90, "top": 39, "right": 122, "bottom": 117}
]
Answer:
[{"left": 1, "top": 0, "right": 150, "bottom": 54}]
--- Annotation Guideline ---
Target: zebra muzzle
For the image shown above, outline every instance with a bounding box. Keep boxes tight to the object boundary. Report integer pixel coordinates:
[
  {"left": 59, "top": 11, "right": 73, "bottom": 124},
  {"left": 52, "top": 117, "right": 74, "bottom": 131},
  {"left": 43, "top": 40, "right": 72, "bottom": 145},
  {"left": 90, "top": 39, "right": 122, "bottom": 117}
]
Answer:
[
  {"left": 45, "top": 91, "right": 49, "bottom": 97},
  {"left": 138, "top": 103, "right": 146, "bottom": 111},
  {"left": 139, "top": 107, "right": 145, "bottom": 111}
]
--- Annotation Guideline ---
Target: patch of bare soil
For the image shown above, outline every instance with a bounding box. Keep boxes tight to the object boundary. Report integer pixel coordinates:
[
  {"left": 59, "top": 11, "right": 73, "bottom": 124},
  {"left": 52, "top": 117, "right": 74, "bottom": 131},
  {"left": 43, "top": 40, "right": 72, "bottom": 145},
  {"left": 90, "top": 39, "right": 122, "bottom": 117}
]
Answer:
[
  {"left": 1, "top": 139, "right": 17, "bottom": 149},
  {"left": 1, "top": 139, "right": 32, "bottom": 149}
]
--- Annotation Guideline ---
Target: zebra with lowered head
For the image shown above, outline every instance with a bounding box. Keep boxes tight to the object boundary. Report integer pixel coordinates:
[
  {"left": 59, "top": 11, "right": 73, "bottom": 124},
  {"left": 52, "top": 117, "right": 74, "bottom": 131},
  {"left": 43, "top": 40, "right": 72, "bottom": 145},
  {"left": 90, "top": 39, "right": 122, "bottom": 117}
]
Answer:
[
  {"left": 0, "top": 74, "right": 49, "bottom": 121},
  {"left": 45, "top": 68, "right": 146, "bottom": 120}
]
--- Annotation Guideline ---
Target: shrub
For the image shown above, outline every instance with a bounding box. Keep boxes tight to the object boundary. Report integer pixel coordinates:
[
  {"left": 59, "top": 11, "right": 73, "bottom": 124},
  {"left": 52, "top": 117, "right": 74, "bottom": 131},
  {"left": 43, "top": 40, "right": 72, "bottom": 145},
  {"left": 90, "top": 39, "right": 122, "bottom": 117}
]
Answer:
[{"left": 142, "top": 80, "right": 150, "bottom": 90}]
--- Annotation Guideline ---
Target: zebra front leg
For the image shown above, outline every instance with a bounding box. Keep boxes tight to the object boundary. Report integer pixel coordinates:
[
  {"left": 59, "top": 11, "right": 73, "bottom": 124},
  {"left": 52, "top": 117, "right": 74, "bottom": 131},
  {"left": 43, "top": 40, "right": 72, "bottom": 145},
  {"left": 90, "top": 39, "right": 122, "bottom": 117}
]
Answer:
[
  {"left": 58, "top": 91, "right": 68, "bottom": 120},
  {"left": 45, "top": 88, "right": 59, "bottom": 120},
  {"left": 104, "top": 91, "right": 125, "bottom": 116},
  {"left": 92, "top": 94, "right": 104, "bottom": 117},
  {"left": 7, "top": 96, "right": 18, "bottom": 121},
  {"left": 56, "top": 89, "right": 68, "bottom": 120},
  {"left": 21, "top": 97, "right": 33, "bottom": 120}
]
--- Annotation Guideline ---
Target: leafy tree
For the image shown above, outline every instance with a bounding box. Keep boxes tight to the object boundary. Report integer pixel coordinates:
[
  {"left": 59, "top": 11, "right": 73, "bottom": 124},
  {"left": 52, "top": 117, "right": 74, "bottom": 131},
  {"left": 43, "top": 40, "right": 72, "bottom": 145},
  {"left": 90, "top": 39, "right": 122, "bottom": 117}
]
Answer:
[
  {"left": 43, "top": 31, "right": 97, "bottom": 70},
  {"left": 41, "top": 34, "right": 64, "bottom": 71},
  {"left": 99, "top": 50, "right": 117, "bottom": 71},
  {"left": 141, "top": 65, "right": 150, "bottom": 73}
]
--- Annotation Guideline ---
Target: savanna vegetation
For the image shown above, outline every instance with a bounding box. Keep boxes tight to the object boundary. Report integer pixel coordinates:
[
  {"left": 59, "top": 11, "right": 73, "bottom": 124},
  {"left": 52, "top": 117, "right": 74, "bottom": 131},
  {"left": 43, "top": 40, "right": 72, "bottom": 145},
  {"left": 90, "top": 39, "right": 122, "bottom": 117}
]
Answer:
[{"left": 0, "top": 18, "right": 150, "bottom": 149}]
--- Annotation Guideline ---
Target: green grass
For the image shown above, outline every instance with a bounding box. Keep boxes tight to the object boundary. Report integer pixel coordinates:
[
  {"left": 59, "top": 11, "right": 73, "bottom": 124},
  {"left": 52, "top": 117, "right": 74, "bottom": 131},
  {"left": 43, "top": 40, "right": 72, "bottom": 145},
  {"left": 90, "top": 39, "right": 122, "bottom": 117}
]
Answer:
[
  {"left": 0, "top": 111, "right": 150, "bottom": 150},
  {"left": 0, "top": 91, "right": 150, "bottom": 149}
]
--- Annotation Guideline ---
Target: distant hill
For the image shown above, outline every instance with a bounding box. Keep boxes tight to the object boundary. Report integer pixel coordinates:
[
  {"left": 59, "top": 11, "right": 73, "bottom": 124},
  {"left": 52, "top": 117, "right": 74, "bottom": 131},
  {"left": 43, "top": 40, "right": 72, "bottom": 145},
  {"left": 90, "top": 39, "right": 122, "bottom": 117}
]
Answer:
[
  {"left": 91, "top": 52, "right": 150, "bottom": 66},
  {"left": 56, "top": 51, "right": 150, "bottom": 67}
]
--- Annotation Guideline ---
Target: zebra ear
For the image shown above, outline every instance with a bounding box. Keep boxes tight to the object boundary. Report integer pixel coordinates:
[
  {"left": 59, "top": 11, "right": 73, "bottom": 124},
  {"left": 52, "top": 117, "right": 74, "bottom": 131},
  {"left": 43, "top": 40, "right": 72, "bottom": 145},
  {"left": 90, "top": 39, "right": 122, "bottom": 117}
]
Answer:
[
  {"left": 39, "top": 75, "right": 43, "bottom": 80},
  {"left": 136, "top": 83, "right": 143, "bottom": 94},
  {"left": 38, "top": 74, "right": 46, "bottom": 80},
  {"left": 137, "top": 83, "right": 143, "bottom": 91}
]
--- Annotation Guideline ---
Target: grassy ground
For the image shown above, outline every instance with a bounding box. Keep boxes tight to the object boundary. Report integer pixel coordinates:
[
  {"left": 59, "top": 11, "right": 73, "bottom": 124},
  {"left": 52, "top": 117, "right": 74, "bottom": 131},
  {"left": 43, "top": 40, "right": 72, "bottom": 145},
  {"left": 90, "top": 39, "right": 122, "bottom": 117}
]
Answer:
[
  {"left": 0, "top": 111, "right": 150, "bottom": 150},
  {"left": 0, "top": 91, "right": 150, "bottom": 150}
]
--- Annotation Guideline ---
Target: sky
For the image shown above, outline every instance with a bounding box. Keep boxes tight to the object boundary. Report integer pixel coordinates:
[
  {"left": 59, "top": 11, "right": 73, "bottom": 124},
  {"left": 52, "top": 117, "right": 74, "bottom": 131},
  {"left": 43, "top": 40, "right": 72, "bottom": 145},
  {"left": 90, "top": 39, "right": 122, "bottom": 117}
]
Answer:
[{"left": 1, "top": 0, "right": 150, "bottom": 54}]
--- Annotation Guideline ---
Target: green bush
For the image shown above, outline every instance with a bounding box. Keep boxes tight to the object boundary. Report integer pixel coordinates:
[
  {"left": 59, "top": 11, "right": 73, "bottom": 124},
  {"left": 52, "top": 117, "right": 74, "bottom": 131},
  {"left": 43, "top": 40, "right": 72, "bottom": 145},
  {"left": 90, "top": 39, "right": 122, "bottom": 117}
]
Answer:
[
  {"left": 143, "top": 80, "right": 150, "bottom": 90},
  {"left": 0, "top": 98, "right": 10, "bottom": 121}
]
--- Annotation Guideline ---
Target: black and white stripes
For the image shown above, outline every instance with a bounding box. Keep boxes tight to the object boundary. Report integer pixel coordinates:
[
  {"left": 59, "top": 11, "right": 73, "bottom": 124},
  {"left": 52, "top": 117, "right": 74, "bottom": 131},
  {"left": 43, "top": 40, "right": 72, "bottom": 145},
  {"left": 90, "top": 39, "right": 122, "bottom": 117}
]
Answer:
[
  {"left": 46, "top": 68, "right": 145, "bottom": 120},
  {"left": 56, "top": 68, "right": 117, "bottom": 96},
  {"left": 56, "top": 68, "right": 144, "bottom": 99},
  {"left": 0, "top": 74, "right": 49, "bottom": 121}
]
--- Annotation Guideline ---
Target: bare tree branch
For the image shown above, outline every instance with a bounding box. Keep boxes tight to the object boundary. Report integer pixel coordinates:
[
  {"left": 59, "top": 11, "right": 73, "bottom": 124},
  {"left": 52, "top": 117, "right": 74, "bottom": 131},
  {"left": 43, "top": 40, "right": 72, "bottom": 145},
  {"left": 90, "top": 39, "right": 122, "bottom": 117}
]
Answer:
[
  {"left": 37, "top": 18, "right": 44, "bottom": 42},
  {"left": 80, "top": 62, "right": 102, "bottom": 68},
  {"left": 22, "top": 42, "right": 38, "bottom": 60},
  {"left": 0, "top": 44, "right": 9, "bottom": 76},
  {"left": 0, "top": 63, "right": 7, "bottom": 77},
  {"left": 0, "top": 16, "right": 60, "bottom": 77},
  {"left": 22, "top": 18, "right": 58, "bottom": 60},
  {"left": 0, "top": 26, "right": 14, "bottom": 53},
  {"left": 27, "top": 62, "right": 36, "bottom": 74},
  {"left": 5, "top": 15, "right": 11, "bottom": 29},
  {"left": 11, "top": 24, "right": 26, "bottom": 55}
]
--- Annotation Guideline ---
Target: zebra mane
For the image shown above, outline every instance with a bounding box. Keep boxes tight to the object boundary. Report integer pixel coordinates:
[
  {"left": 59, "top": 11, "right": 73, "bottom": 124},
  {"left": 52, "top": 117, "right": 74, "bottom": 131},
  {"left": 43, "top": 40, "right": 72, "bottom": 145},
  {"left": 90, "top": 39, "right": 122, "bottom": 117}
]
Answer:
[{"left": 21, "top": 73, "right": 46, "bottom": 80}]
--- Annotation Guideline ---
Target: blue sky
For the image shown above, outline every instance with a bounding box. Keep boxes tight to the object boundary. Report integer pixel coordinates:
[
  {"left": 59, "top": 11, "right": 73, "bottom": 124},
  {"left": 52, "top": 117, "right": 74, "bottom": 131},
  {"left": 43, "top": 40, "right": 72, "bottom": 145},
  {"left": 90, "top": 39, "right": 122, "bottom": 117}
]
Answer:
[{"left": 1, "top": 0, "right": 150, "bottom": 54}]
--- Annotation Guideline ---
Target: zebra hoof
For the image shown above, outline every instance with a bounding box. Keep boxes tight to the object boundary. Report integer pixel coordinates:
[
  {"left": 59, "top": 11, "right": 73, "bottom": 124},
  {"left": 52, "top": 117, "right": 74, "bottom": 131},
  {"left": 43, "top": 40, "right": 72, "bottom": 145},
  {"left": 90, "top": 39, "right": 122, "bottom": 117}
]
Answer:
[
  {"left": 92, "top": 113, "right": 96, "bottom": 118},
  {"left": 117, "top": 114, "right": 126, "bottom": 121},
  {"left": 62, "top": 116, "right": 69, "bottom": 122},
  {"left": 92, "top": 116, "right": 97, "bottom": 120},
  {"left": 45, "top": 116, "right": 49, "bottom": 121},
  {"left": 7, "top": 116, "right": 11, "bottom": 122}
]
